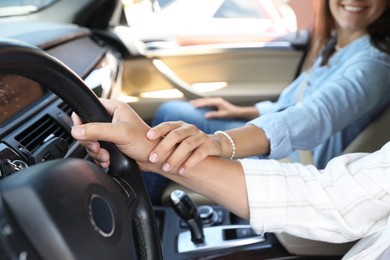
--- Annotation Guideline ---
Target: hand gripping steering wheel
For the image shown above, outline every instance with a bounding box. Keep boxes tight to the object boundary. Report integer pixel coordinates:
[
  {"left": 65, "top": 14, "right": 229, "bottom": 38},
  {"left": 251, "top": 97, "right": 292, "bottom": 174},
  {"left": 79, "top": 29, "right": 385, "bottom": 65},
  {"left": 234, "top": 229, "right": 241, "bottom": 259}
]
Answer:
[{"left": 0, "top": 39, "right": 163, "bottom": 260}]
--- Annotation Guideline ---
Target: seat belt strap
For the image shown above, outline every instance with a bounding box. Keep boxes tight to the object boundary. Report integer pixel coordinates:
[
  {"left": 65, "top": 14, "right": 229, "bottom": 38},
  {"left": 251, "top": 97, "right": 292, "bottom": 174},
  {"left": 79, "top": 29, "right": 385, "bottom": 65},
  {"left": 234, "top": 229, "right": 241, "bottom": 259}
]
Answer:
[{"left": 280, "top": 73, "right": 314, "bottom": 165}]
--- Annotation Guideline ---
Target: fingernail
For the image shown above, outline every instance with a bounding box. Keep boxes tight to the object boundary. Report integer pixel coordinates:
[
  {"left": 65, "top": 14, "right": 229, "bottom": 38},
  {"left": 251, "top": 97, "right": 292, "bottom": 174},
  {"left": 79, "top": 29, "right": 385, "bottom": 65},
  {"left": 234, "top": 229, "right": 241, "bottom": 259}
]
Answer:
[
  {"left": 149, "top": 152, "right": 158, "bottom": 163},
  {"left": 72, "top": 126, "right": 85, "bottom": 139},
  {"left": 146, "top": 130, "right": 156, "bottom": 139},
  {"left": 178, "top": 167, "right": 185, "bottom": 175},
  {"left": 162, "top": 163, "right": 170, "bottom": 172},
  {"left": 101, "top": 162, "right": 110, "bottom": 169},
  {"left": 98, "top": 152, "right": 108, "bottom": 162}
]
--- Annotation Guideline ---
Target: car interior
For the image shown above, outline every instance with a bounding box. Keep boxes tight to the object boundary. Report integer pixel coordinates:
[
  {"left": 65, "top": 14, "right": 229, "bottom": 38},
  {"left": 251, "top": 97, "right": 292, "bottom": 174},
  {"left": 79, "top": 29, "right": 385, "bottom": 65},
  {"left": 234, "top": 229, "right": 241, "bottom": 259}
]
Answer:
[{"left": 0, "top": 0, "right": 389, "bottom": 259}]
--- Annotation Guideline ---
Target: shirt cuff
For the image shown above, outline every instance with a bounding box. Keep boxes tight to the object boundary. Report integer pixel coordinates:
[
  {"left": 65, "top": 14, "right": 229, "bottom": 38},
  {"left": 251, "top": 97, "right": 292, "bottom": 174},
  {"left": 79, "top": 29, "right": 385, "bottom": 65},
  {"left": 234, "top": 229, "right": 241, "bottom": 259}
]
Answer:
[
  {"left": 255, "top": 101, "right": 279, "bottom": 115},
  {"left": 240, "top": 159, "right": 287, "bottom": 234},
  {"left": 247, "top": 115, "right": 292, "bottom": 159}
]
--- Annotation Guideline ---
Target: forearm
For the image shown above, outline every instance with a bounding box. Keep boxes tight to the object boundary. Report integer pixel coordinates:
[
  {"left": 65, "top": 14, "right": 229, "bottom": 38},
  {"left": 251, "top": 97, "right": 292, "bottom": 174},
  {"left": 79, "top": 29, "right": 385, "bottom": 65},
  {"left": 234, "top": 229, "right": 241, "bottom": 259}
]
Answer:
[
  {"left": 140, "top": 157, "right": 250, "bottom": 219},
  {"left": 211, "top": 125, "right": 270, "bottom": 159}
]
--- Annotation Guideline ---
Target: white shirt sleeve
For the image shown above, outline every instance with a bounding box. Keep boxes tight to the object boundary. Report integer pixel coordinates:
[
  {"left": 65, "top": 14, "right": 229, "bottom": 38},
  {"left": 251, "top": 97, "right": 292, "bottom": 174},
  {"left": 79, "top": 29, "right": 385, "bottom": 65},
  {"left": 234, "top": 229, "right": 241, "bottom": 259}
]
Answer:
[{"left": 240, "top": 141, "right": 390, "bottom": 243}]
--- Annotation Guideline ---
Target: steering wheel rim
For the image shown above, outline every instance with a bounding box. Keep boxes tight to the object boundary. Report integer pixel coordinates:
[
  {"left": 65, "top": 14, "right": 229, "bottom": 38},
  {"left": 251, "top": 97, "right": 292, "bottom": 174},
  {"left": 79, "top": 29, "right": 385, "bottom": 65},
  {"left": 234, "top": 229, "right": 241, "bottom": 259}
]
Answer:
[{"left": 0, "top": 39, "right": 163, "bottom": 260}]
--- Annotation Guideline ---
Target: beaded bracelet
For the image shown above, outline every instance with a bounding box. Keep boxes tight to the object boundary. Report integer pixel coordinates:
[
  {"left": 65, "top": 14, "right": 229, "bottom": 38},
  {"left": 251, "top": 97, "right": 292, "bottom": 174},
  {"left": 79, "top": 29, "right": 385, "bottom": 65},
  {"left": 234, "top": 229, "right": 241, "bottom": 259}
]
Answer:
[{"left": 214, "top": 130, "right": 236, "bottom": 160}]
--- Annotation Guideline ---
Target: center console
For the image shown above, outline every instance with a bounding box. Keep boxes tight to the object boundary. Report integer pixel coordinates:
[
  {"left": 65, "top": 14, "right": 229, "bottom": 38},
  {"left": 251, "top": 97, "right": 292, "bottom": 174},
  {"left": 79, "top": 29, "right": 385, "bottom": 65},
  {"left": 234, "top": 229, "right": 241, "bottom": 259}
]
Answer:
[{"left": 153, "top": 190, "right": 292, "bottom": 260}]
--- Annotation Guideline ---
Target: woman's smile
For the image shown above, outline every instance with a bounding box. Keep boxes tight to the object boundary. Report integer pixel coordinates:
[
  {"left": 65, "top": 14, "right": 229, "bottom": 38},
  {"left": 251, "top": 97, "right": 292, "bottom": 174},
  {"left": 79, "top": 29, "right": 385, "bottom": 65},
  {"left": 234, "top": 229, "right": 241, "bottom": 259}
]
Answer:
[
  {"left": 341, "top": 4, "right": 367, "bottom": 13},
  {"left": 330, "top": 0, "right": 388, "bottom": 46}
]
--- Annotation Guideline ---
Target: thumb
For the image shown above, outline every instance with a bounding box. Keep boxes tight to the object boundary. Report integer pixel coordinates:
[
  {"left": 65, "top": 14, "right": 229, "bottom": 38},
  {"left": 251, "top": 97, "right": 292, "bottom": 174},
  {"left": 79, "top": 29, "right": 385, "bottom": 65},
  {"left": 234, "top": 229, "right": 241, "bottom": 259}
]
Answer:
[{"left": 71, "top": 122, "right": 126, "bottom": 144}]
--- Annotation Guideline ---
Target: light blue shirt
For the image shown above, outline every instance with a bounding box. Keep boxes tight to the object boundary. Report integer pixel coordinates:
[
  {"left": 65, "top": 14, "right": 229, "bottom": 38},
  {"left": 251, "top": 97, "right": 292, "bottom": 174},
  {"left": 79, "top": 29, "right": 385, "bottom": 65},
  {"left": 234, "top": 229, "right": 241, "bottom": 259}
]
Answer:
[{"left": 250, "top": 35, "right": 390, "bottom": 169}]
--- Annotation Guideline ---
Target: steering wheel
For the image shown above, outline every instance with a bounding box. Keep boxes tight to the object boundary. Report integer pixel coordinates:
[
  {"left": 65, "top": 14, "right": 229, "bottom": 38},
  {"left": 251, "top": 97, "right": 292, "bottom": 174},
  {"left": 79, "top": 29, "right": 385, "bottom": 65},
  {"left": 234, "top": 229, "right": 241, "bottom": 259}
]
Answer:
[{"left": 0, "top": 39, "right": 163, "bottom": 259}]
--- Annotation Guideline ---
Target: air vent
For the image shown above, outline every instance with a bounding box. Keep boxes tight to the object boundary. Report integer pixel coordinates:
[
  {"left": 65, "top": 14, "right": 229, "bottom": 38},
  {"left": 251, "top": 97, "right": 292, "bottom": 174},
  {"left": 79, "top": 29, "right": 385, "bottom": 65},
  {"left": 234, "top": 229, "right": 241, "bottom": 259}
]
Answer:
[
  {"left": 15, "top": 115, "right": 74, "bottom": 153},
  {"left": 58, "top": 101, "right": 73, "bottom": 117}
]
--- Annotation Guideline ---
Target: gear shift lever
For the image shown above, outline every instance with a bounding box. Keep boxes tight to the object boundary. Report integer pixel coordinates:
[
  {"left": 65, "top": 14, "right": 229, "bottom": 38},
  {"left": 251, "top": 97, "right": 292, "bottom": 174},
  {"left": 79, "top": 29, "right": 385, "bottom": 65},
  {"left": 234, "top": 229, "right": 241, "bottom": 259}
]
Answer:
[{"left": 170, "top": 190, "right": 205, "bottom": 244}]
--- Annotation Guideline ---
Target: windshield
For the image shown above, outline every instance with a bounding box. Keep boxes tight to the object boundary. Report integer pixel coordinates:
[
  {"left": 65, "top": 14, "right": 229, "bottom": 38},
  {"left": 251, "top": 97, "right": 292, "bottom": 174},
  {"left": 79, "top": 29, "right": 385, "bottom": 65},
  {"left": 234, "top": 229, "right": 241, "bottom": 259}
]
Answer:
[{"left": 0, "top": 0, "right": 59, "bottom": 17}]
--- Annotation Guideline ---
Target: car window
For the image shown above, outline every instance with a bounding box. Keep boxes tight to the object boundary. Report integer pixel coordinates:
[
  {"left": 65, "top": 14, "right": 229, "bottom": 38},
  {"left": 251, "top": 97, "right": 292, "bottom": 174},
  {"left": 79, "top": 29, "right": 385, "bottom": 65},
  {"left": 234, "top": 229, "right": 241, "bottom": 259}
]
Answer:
[
  {"left": 0, "top": 0, "right": 58, "bottom": 17},
  {"left": 214, "top": 0, "right": 264, "bottom": 19},
  {"left": 123, "top": 0, "right": 316, "bottom": 44}
]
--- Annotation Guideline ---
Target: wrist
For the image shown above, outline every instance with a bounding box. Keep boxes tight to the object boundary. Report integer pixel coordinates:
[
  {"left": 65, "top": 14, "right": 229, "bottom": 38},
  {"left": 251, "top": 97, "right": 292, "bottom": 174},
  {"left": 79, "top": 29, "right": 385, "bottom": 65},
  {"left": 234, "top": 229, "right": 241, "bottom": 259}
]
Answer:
[
  {"left": 209, "top": 134, "right": 224, "bottom": 157},
  {"left": 235, "top": 106, "right": 259, "bottom": 120},
  {"left": 212, "top": 130, "right": 236, "bottom": 159}
]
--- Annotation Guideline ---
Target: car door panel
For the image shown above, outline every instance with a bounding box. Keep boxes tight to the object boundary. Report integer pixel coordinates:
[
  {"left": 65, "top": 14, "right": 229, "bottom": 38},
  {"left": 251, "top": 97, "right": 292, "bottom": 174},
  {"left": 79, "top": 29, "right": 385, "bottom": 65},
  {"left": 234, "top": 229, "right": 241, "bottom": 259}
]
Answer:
[
  {"left": 121, "top": 38, "right": 307, "bottom": 121},
  {"left": 117, "top": 0, "right": 312, "bottom": 121}
]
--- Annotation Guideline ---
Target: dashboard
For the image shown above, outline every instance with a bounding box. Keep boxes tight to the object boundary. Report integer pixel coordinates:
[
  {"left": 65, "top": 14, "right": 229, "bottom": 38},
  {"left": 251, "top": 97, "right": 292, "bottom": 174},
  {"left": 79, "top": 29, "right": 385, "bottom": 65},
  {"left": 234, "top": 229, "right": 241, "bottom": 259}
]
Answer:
[
  {"left": 0, "top": 74, "right": 46, "bottom": 124},
  {"left": 0, "top": 22, "right": 123, "bottom": 172}
]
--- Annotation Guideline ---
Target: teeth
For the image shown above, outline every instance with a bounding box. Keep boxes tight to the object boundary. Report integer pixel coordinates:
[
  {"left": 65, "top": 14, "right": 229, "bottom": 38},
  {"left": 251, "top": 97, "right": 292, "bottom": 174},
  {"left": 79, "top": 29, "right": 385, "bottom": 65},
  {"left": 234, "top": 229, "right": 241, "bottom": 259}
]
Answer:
[{"left": 343, "top": 5, "right": 366, "bottom": 12}]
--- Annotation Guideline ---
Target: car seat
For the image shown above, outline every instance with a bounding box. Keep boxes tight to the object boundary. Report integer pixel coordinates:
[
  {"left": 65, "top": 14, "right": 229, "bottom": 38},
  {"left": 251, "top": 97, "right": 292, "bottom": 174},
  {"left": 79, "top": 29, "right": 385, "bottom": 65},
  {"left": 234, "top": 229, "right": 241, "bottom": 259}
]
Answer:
[{"left": 275, "top": 103, "right": 390, "bottom": 256}]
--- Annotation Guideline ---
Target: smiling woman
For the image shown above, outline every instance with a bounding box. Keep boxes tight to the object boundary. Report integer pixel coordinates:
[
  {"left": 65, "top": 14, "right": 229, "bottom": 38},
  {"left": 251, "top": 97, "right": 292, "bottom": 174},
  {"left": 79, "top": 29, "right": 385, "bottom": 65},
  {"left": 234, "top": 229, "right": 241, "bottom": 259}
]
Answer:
[{"left": 329, "top": 0, "right": 389, "bottom": 47}]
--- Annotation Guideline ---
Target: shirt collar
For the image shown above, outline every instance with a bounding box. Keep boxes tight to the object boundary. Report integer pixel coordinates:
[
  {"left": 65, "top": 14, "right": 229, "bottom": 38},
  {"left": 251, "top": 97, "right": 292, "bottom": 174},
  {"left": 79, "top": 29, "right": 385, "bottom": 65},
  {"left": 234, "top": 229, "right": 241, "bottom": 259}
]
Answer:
[{"left": 319, "top": 35, "right": 371, "bottom": 66}]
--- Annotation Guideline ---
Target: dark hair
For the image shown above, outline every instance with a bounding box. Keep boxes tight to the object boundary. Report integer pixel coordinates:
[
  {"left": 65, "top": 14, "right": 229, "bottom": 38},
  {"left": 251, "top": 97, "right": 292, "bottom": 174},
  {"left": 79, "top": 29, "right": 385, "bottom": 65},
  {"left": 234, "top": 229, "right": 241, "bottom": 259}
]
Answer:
[
  {"left": 369, "top": 7, "right": 390, "bottom": 53},
  {"left": 305, "top": 0, "right": 390, "bottom": 68}
]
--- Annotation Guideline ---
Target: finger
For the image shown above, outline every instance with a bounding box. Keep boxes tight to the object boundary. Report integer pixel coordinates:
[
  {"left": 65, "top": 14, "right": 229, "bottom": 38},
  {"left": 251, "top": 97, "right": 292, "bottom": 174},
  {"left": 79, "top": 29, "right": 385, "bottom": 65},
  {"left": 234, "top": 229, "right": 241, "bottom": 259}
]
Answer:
[
  {"left": 160, "top": 143, "right": 192, "bottom": 172},
  {"left": 204, "top": 110, "right": 227, "bottom": 119},
  {"left": 177, "top": 135, "right": 222, "bottom": 174},
  {"left": 77, "top": 140, "right": 101, "bottom": 161},
  {"left": 160, "top": 132, "right": 207, "bottom": 171},
  {"left": 78, "top": 140, "right": 106, "bottom": 161},
  {"left": 98, "top": 161, "right": 110, "bottom": 169},
  {"left": 96, "top": 149, "right": 110, "bottom": 168},
  {"left": 147, "top": 121, "right": 185, "bottom": 140},
  {"left": 190, "top": 98, "right": 220, "bottom": 108},
  {"left": 71, "top": 112, "right": 83, "bottom": 126},
  {"left": 79, "top": 140, "right": 99, "bottom": 152},
  {"left": 98, "top": 98, "right": 130, "bottom": 116},
  {"left": 149, "top": 123, "right": 201, "bottom": 162},
  {"left": 92, "top": 157, "right": 110, "bottom": 169},
  {"left": 81, "top": 143, "right": 110, "bottom": 168},
  {"left": 189, "top": 97, "right": 207, "bottom": 105},
  {"left": 178, "top": 147, "right": 210, "bottom": 175},
  {"left": 71, "top": 122, "right": 132, "bottom": 145}
]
